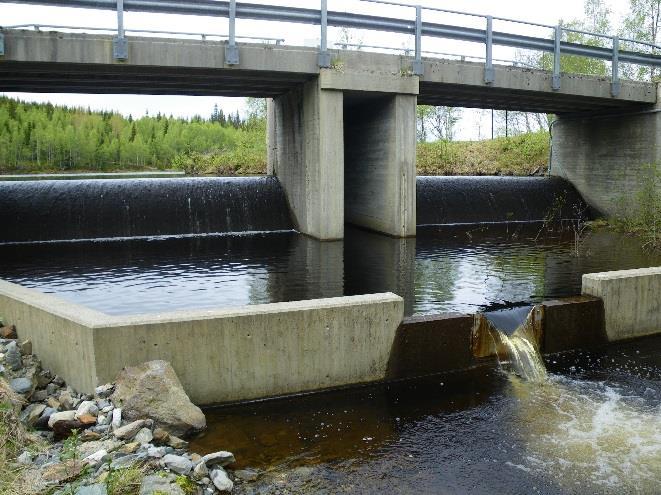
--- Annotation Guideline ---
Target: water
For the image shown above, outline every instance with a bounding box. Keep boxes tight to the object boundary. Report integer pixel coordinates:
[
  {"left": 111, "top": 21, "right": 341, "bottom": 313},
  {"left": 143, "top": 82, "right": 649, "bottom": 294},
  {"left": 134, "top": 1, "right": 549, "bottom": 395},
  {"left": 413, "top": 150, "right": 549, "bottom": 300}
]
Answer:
[
  {"left": 190, "top": 336, "right": 661, "bottom": 494},
  {"left": 0, "top": 225, "right": 659, "bottom": 316}
]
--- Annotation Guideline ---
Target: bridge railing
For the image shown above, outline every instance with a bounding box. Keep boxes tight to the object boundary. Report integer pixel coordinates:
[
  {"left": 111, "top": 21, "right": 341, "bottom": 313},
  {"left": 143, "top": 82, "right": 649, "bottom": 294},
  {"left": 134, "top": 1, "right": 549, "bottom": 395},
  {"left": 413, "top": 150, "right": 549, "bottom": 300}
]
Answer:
[{"left": 2, "top": 0, "right": 661, "bottom": 96}]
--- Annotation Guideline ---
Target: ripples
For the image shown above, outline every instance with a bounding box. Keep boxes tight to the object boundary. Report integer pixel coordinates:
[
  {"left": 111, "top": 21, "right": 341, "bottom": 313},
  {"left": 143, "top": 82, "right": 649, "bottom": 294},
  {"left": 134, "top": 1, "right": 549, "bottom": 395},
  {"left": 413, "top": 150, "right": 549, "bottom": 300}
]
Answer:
[{"left": 0, "top": 225, "right": 659, "bottom": 316}]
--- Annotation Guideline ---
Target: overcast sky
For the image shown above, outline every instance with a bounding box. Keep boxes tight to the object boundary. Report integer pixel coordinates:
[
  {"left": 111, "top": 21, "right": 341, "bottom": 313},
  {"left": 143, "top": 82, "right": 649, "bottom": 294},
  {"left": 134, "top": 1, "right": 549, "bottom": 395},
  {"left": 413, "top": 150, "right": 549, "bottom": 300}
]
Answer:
[{"left": 1, "top": 0, "right": 631, "bottom": 139}]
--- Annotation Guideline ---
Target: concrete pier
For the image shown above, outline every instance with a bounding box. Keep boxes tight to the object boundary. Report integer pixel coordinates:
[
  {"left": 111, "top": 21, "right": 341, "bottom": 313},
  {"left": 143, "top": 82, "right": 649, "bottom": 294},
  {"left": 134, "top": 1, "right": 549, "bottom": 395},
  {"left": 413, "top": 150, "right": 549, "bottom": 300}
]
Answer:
[{"left": 551, "top": 86, "right": 661, "bottom": 217}]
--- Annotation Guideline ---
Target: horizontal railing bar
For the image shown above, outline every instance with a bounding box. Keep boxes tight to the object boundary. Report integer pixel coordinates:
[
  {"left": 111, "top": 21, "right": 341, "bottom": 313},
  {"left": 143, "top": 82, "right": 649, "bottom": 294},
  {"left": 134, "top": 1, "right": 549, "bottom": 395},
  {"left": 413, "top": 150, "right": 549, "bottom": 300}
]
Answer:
[
  {"left": 334, "top": 41, "right": 538, "bottom": 68},
  {"left": 3, "top": 23, "right": 284, "bottom": 42},
  {"left": 3, "top": 0, "right": 661, "bottom": 67}
]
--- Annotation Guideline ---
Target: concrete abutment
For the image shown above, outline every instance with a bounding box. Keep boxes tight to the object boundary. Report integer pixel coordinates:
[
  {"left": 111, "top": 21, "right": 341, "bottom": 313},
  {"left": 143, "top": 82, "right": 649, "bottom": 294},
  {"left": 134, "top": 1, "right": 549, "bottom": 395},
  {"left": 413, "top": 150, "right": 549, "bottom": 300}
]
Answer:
[{"left": 267, "top": 72, "right": 418, "bottom": 240}]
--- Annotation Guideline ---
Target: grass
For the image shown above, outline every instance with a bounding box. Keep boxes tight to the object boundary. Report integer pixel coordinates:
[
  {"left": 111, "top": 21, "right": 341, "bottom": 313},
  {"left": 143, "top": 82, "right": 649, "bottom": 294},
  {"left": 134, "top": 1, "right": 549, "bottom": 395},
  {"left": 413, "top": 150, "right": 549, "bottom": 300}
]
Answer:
[
  {"left": 106, "top": 467, "right": 146, "bottom": 495},
  {"left": 0, "top": 379, "right": 42, "bottom": 495},
  {"left": 613, "top": 164, "right": 661, "bottom": 251},
  {"left": 417, "top": 131, "right": 550, "bottom": 176}
]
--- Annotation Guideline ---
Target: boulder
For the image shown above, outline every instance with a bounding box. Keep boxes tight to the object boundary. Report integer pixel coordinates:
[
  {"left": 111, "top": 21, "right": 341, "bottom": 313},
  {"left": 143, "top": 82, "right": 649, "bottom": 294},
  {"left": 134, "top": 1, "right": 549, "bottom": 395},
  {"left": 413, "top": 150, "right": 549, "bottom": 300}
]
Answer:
[
  {"left": 0, "top": 325, "right": 17, "bottom": 339},
  {"left": 112, "top": 360, "right": 205, "bottom": 437},
  {"left": 202, "top": 451, "right": 235, "bottom": 468},
  {"left": 160, "top": 454, "right": 193, "bottom": 475},
  {"left": 48, "top": 410, "right": 76, "bottom": 428},
  {"left": 19, "top": 403, "right": 46, "bottom": 426},
  {"left": 113, "top": 419, "right": 146, "bottom": 440},
  {"left": 210, "top": 468, "right": 234, "bottom": 493},
  {"left": 4, "top": 341, "right": 22, "bottom": 371}
]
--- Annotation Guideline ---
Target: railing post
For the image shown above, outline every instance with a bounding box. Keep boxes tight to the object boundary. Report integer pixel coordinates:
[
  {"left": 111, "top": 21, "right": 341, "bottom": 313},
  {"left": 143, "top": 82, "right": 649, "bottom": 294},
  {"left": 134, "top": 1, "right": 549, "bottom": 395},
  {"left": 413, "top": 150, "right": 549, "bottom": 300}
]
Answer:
[
  {"left": 113, "top": 0, "right": 128, "bottom": 60},
  {"left": 552, "top": 24, "right": 561, "bottom": 90},
  {"left": 318, "top": 0, "right": 331, "bottom": 67},
  {"left": 0, "top": 31, "right": 4, "bottom": 57},
  {"left": 484, "top": 15, "right": 494, "bottom": 84},
  {"left": 225, "top": 0, "right": 239, "bottom": 65},
  {"left": 412, "top": 5, "right": 423, "bottom": 75},
  {"left": 611, "top": 36, "right": 620, "bottom": 97}
]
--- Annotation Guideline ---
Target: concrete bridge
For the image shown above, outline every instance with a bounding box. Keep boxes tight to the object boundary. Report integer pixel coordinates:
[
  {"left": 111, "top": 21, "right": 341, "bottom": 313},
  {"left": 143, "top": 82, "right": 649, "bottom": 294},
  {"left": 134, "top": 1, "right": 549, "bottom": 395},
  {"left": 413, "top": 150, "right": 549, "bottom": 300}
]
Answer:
[{"left": 1, "top": 5, "right": 659, "bottom": 239}]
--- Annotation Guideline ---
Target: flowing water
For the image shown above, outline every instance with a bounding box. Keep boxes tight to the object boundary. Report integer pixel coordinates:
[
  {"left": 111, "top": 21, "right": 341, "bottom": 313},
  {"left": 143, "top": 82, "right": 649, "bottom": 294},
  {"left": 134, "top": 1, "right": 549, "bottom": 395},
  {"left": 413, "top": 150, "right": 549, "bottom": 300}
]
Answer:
[{"left": 190, "top": 336, "right": 661, "bottom": 494}]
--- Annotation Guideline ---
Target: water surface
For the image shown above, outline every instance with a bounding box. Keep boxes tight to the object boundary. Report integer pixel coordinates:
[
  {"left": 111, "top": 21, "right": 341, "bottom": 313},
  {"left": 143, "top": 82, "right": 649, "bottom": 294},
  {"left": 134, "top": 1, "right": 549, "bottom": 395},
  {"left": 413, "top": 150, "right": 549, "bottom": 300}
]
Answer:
[{"left": 0, "top": 225, "right": 659, "bottom": 316}]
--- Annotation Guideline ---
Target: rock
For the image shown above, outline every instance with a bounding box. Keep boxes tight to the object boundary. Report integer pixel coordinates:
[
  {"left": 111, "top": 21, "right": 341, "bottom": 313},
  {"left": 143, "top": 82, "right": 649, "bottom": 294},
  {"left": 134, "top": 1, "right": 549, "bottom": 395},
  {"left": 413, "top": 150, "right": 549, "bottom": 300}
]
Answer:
[
  {"left": 118, "top": 442, "right": 140, "bottom": 454},
  {"left": 0, "top": 325, "right": 17, "bottom": 339},
  {"left": 42, "top": 460, "right": 84, "bottom": 483},
  {"left": 46, "top": 383, "right": 60, "bottom": 396},
  {"left": 234, "top": 469, "right": 259, "bottom": 482},
  {"left": 147, "top": 446, "right": 169, "bottom": 458},
  {"left": 19, "top": 339, "right": 32, "bottom": 356},
  {"left": 19, "top": 403, "right": 46, "bottom": 426},
  {"left": 110, "top": 453, "right": 144, "bottom": 470},
  {"left": 46, "top": 397, "right": 61, "bottom": 410},
  {"left": 17, "top": 451, "right": 33, "bottom": 465},
  {"left": 202, "top": 451, "right": 235, "bottom": 468},
  {"left": 112, "top": 360, "right": 206, "bottom": 437},
  {"left": 161, "top": 454, "right": 194, "bottom": 475},
  {"left": 36, "top": 370, "right": 52, "bottom": 388},
  {"left": 59, "top": 390, "right": 74, "bottom": 410},
  {"left": 192, "top": 460, "right": 209, "bottom": 480},
  {"left": 48, "top": 410, "right": 76, "bottom": 428},
  {"left": 152, "top": 427, "right": 170, "bottom": 445},
  {"left": 75, "top": 484, "right": 108, "bottom": 495},
  {"left": 139, "top": 474, "right": 185, "bottom": 495},
  {"left": 113, "top": 419, "right": 146, "bottom": 440},
  {"left": 95, "top": 383, "right": 114, "bottom": 398},
  {"left": 35, "top": 407, "right": 57, "bottom": 429},
  {"left": 53, "top": 419, "right": 90, "bottom": 440},
  {"left": 210, "top": 468, "right": 234, "bottom": 493},
  {"left": 76, "top": 400, "right": 99, "bottom": 419},
  {"left": 111, "top": 408, "right": 122, "bottom": 430},
  {"left": 5, "top": 341, "right": 22, "bottom": 371},
  {"left": 78, "top": 439, "right": 123, "bottom": 459},
  {"left": 81, "top": 430, "right": 102, "bottom": 442},
  {"left": 52, "top": 375, "right": 65, "bottom": 387},
  {"left": 167, "top": 435, "right": 188, "bottom": 449},
  {"left": 97, "top": 413, "right": 111, "bottom": 426},
  {"left": 134, "top": 427, "right": 153, "bottom": 445},
  {"left": 10, "top": 377, "right": 34, "bottom": 395},
  {"left": 78, "top": 414, "right": 98, "bottom": 426},
  {"left": 83, "top": 449, "right": 109, "bottom": 467},
  {"left": 30, "top": 389, "right": 48, "bottom": 402}
]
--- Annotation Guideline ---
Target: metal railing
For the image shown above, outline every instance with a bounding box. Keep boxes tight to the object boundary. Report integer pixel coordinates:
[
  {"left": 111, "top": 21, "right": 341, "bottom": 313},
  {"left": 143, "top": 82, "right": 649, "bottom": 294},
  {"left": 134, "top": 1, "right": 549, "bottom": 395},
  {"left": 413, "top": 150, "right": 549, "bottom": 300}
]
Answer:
[{"left": 2, "top": 0, "right": 661, "bottom": 96}]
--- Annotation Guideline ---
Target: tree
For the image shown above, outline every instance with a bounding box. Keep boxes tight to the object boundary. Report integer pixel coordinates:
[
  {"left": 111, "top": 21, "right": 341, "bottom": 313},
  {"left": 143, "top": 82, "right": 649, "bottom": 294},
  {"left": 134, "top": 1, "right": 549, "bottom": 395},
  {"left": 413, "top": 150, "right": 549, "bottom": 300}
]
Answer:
[{"left": 621, "top": 0, "right": 661, "bottom": 80}]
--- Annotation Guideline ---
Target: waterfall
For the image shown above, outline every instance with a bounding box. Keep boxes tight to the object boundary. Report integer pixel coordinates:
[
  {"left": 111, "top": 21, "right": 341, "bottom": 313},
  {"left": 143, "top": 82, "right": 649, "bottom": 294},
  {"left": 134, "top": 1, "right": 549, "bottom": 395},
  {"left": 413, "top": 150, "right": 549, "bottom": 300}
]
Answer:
[{"left": 473, "top": 306, "right": 548, "bottom": 382}]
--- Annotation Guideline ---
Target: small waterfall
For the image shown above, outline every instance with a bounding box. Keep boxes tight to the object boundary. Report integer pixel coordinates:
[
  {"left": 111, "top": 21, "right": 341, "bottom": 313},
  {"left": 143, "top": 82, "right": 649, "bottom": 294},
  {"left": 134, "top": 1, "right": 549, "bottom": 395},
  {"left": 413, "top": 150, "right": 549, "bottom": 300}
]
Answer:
[{"left": 473, "top": 306, "right": 547, "bottom": 381}]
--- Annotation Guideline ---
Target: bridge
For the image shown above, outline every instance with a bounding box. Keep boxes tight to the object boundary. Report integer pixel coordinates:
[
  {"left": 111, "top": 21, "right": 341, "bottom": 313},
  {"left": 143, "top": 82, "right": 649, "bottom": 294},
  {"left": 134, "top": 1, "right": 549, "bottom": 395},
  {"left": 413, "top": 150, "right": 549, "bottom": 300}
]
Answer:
[{"left": 1, "top": 0, "right": 660, "bottom": 239}]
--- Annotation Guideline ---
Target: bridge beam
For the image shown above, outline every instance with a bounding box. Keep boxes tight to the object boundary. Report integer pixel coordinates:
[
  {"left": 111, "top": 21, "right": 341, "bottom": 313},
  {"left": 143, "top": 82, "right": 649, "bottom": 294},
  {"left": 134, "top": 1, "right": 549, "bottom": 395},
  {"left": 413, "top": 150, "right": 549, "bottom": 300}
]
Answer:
[{"left": 551, "top": 84, "right": 660, "bottom": 217}]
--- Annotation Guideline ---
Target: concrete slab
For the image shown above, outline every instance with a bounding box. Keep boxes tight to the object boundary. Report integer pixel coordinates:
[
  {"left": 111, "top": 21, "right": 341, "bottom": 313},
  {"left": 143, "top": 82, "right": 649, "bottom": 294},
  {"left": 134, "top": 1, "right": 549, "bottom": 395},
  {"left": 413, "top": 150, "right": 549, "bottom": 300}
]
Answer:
[
  {"left": 0, "top": 279, "right": 404, "bottom": 404},
  {"left": 583, "top": 267, "right": 661, "bottom": 341}
]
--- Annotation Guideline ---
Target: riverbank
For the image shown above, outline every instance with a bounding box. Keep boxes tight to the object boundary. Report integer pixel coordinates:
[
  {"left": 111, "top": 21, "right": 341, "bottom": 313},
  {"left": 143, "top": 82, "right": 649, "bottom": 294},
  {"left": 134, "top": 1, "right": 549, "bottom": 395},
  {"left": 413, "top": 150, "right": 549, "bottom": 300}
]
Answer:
[{"left": 0, "top": 323, "right": 243, "bottom": 495}]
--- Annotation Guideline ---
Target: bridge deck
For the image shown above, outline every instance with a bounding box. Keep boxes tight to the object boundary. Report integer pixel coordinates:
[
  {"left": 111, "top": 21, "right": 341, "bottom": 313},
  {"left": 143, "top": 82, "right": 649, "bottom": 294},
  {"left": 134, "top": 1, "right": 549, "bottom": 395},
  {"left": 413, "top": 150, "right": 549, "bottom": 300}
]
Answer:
[{"left": 0, "top": 29, "right": 656, "bottom": 114}]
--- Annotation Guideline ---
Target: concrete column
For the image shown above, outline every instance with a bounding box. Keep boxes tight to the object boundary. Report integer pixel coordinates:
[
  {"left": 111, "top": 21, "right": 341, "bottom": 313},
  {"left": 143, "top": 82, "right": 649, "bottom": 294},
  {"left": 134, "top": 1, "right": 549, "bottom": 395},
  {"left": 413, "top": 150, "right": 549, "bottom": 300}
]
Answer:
[
  {"left": 268, "top": 79, "right": 344, "bottom": 240},
  {"left": 344, "top": 93, "right": 417, "bottom": 237},
  {"left": 551, "top": 85, "right": 661, "bottom": 217}
]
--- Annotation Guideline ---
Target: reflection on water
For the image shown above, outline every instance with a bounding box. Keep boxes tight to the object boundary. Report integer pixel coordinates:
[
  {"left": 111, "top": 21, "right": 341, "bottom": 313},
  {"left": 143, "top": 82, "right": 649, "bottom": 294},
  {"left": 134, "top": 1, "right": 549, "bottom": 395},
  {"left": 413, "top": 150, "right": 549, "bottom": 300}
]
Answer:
[
  {"left": 190, "top": 337, "right": 661, "bottom": 495},
  {"left": 0, "top": 224, "right": 659, "bottom": 316}
]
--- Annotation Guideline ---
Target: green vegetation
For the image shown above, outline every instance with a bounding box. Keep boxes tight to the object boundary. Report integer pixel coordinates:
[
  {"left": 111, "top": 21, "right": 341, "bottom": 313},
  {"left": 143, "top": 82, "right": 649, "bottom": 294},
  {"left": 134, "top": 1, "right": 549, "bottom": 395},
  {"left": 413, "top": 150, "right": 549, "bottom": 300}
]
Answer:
[
  {"left": 417, "top": 131, "right": 550, "bottom": 176},
  {"left": 0, "top": 96, "right": 264, "bottom": 174},
  {"left": 614, "top": 164, "right": 661, "bottom": 250},
  {"left": 106, "top": 466, "right": 145, "bottom": 495}
]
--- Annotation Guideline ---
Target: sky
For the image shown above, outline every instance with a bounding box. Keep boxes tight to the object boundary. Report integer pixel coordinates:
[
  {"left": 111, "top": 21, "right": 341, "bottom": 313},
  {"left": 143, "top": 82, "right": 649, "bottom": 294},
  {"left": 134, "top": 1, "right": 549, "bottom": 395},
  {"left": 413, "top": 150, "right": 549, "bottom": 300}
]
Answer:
[{"left": 0, "top": 0, "right": 632, "bottom": 139}]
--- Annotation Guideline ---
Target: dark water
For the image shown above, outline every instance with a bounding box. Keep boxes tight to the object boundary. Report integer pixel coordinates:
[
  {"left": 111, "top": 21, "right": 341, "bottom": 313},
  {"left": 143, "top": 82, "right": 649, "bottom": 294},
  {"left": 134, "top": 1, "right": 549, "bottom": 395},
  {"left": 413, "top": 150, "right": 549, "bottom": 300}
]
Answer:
[
  {"left": 190, "top": 336, "right": 661, "bottom": 494},
  {"left": 0, "top": 176, "right": 292, "bottom": 243},
  {"left": 0, "top": 225, "right": 659, "bottom": 316},
  {"left": 417, "top": 176, "right": 588, "bottom": 225}
]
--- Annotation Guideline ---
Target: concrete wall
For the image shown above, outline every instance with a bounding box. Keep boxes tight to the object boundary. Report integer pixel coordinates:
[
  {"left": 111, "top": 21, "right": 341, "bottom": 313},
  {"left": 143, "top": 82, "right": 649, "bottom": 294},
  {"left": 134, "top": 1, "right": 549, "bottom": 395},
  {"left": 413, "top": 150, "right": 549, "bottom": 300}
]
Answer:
[
  {"left": 0, "top": 279, "right": 404, "bottom": 405},
  {"left": 583, "top": 267, "right": 661, "bottom": 341},
  {"left": 344, "top": 94, "right": 417, "bottom": 237},
  {"left": 268, "top": 79, "right": 345, "bottom": 240},
  {"left": 551, "top": 107, "right": 661, "bottom": 217}
]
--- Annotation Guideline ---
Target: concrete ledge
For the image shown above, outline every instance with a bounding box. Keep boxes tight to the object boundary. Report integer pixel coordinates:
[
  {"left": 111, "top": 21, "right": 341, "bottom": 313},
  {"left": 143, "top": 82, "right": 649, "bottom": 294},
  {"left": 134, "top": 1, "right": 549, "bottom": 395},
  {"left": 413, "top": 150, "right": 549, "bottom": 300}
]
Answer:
[
  {"left": 541, "top": 296, "right": 607, "bottom": 353},
  {"left": 387, "top": 313, "right": 473, "bottom": 378},
  {"left": 0, "top": 280, "right": 404, "bottom": 404},
  {"left": 583, "top": 267, "right": 661, "bottom": 341}
]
